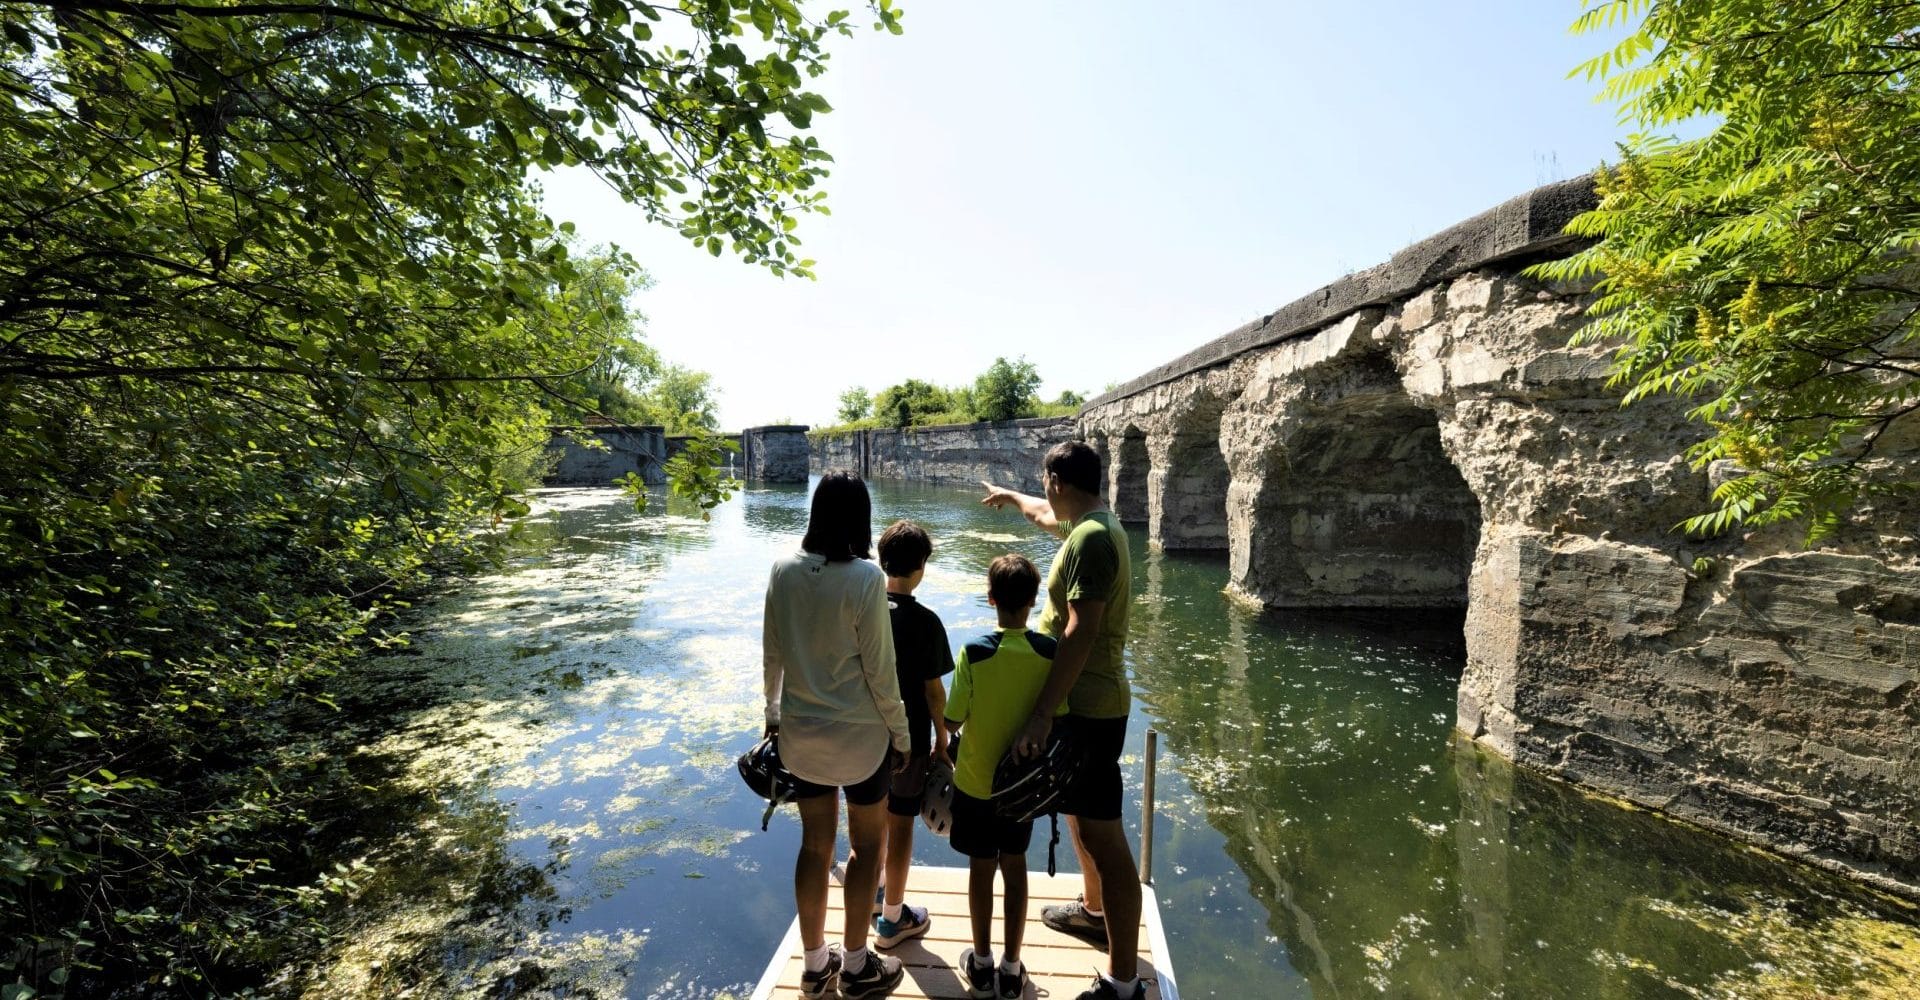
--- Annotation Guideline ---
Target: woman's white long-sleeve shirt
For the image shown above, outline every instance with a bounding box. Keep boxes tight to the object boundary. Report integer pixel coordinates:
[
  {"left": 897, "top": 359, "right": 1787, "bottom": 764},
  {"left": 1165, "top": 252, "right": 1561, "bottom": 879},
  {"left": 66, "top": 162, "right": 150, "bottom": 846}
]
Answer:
[{"left": 763, "top": 550, "right": 911, "bottom": 786}]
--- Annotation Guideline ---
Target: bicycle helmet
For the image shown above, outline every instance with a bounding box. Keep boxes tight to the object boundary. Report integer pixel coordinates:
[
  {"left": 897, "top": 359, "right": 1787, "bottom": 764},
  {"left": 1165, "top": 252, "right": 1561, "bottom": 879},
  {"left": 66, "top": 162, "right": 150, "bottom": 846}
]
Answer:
[
  {"left": 990, "top": 728, "right": 1082, "bottom": 823},
  {"left": 921, "top": 736, "right": 959, "bottom": 837},
  {"left": 737, "top": 735, "right": 802, "bottom": 831}
]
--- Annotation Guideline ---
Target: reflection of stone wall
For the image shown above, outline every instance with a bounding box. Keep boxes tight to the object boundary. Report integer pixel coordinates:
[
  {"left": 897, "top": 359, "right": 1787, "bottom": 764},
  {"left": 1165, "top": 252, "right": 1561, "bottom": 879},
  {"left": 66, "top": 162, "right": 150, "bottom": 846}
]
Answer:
[
  {"left": 544, "top": 425, "right": 665, "bottom": 486},
  {"left": 807, "top": 418, "right": 1076, "bottom": 494},
  {"left": 1083, "top": 177, "right": 1920, "bottom": 897},
  {"left": 741, "top": 425, "right": 810, "bottom": 483}
]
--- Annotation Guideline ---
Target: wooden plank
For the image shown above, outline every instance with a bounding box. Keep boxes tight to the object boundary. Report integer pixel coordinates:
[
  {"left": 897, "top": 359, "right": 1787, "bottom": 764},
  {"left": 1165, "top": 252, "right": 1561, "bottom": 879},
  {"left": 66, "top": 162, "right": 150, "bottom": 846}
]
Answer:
[{"left": 752, "top": 865, "right": 1170, "bottom": 1000}]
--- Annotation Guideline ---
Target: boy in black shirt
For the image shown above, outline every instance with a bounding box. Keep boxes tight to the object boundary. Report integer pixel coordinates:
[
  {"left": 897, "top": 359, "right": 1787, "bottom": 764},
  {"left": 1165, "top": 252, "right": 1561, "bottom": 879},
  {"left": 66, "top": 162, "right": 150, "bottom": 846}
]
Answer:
[{"left": 872, "top": 520, "right": 955, "bottom": 949}]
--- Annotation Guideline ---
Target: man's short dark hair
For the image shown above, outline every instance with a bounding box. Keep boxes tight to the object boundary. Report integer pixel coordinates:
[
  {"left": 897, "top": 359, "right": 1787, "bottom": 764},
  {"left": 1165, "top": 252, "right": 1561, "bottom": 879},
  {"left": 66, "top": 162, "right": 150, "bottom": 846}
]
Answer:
[
  {"left": 877, "top": 520, "right": 932, "bottom": 577},
  {"left": 987, "top": 553, "right": 1040, "bottom": 609},
  {"left": 1042, "top": 440, "right": 1102, "bottom": 495},
  {"left": 801, "top": 470, "right": 872, "bottom": 562}
]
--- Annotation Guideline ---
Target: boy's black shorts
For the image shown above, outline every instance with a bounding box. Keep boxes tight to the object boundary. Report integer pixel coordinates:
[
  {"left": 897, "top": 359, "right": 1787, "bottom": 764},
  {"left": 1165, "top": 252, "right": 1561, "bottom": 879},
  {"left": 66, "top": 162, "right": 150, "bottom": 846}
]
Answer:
[
  {"left": 791, "top": 756, "right": 889, "bottom": 807},
  {"left": 887, "top": 753, "right": 931, "bottom": 817},
  {"left": 1059, "top": 714, "right": 1127, "bottom": 821},
  {"left": 949, "top": 788, "right": 1032, "bottom": 860}
]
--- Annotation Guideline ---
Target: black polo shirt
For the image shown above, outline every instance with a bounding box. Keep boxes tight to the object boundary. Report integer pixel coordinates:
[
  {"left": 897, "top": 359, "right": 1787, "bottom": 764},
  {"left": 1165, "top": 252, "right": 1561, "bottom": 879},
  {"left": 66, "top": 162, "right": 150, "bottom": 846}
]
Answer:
[{"left": 886, "top": 592, "right": 955, "bottom": 757}]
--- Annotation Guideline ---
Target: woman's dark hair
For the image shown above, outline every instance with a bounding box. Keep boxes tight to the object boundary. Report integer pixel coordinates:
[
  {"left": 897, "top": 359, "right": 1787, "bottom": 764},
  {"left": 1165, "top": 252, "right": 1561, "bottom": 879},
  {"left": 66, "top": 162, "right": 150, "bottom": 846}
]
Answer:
[
  {"left": 801, "top": 470, "right": 873, "bottom": 562},
  {"left": 1042, "top": 440, "right": 1102, "bottom": 495}
]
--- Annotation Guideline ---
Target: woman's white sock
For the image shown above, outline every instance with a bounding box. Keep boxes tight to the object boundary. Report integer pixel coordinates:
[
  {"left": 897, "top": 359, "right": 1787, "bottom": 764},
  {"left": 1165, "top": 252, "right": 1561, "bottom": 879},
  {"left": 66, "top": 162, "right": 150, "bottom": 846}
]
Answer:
[{"left": 803, "top": 944, "right": 831, "bottom": 974}]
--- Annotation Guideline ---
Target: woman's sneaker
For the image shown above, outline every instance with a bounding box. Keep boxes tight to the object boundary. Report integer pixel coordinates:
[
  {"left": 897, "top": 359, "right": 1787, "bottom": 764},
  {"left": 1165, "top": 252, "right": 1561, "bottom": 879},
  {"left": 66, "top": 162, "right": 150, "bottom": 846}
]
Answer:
[
  {"left": 1040, "top": 899, "right": 1109, "bottom": 950},
  {"left": 798, "top": 944, "right": 842, "bottom": 998},
  {"left": 960, "top": 948, "right": 995, "bottom": 999},
  {"left": 996, "top": 960, "right": 1026, "bottom": 999},
  {"left": 873, "top": 902, "right": 931, "bottom": 948},
  {"left": 840, "top": 950, "right": 905, "bottom": 998}
]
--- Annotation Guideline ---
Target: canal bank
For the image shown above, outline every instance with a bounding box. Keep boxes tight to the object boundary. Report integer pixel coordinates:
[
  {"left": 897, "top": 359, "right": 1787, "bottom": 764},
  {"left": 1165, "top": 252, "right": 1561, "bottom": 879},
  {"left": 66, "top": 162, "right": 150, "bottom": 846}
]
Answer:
[{"left": 292, "top": 482, "right": 1920, "bottom": 999}]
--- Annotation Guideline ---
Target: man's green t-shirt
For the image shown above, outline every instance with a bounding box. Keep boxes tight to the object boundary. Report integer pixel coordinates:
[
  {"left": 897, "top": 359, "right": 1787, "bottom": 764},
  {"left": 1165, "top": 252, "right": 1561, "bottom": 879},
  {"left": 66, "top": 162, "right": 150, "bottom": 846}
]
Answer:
[{"left": 1035, "top": 509, "right": 1132, "bottom": 719}]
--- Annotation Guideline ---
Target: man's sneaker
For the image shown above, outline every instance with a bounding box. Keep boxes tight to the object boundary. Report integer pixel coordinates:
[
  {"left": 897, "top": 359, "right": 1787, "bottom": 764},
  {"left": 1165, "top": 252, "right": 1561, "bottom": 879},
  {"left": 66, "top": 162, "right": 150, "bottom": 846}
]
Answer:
[
  {"left": 873, "top": 903, "right": 931, "bottom": 949},
  {"left": 959, "top": 948, "right": 995, "bottom": 999},
  {"left": 798, "top": 944, "right": 841, "bottom": 998},
  {"left": 1072, "top": 975, "right": 1148, "bottom": 1000},
  {"left": 996, "top": 961, "right": 1026, "bottom": 999},
  {"left": 840, "top": 950, "right": 905, "bottom": 998},
  {"left": 1040, "top": 899, "right": 1109, "bottom": 950}
]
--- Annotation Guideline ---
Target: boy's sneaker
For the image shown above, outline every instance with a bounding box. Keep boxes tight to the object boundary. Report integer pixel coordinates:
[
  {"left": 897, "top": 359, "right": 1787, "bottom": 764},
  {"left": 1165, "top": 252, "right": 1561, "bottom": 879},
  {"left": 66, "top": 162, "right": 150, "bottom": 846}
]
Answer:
[
  {"left": 873, "top": 902, "right": 931, "bottom": 949},
  {"left": 1072, "top": 975, "right": 1147, "bottom": 1000},
  {"left": 959, "top": 948, "right": 995, "bottom": 999},
  {"left": 996, "top": 960, "right": 1026, "bottom": 999},
  {"left": 1040, "top": 899, "right": 1109, "bottom": 950},
  {"left": 840, "top": 950, "right": 905, "bottom": 998},
  {"left": 798, "top": 944, "right": 841, "bottom": 998}
]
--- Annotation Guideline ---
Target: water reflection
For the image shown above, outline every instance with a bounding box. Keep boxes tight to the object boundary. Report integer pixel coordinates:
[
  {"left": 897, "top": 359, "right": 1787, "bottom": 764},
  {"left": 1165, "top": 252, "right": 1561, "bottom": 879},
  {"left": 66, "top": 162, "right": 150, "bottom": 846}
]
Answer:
[
  {"left": 300, "top": 484, "right": 1919, "bottom": 999},
  {"left": 1126, "top": 545, "right": 1919, "bottom": 999}
]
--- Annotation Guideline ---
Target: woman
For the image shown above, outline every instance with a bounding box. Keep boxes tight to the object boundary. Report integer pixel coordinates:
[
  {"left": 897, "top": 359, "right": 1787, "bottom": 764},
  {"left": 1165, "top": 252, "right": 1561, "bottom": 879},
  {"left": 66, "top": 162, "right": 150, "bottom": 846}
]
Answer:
[{"left": 763, "top": 471, "right": 911, "bottom": 998}]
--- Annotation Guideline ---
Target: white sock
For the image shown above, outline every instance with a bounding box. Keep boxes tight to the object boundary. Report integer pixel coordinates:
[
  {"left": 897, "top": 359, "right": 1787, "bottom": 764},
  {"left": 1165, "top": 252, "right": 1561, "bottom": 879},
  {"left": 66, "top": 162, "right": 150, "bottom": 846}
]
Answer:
[
  {"left": 999, "top": 957, "right": 1023, "bottom": 977},
  {"left": 1102, "top": 973, "right": 1139, "bottom": 995},
  {"left": 882, "top": 901, "right": 903, "bottom": 922},
  {"left": 803, "top": 944, "right": 831, "bottom": 974},
  {"left": 969, "top": 949, "right": 994, "bottom": 971},
  {"left": 843, "top": 946, "right": 869, "bottom": 975},
  {"left": 1084, "top": 904, "right": 1105, "bottom": 919}
]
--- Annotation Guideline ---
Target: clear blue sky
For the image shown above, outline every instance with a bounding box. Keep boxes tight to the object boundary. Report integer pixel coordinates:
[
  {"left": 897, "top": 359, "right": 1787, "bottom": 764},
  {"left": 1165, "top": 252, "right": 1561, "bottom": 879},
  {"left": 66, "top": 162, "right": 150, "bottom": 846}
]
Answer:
[{"left": 538, "top": 1, "right": 1634, "bottom": 429}]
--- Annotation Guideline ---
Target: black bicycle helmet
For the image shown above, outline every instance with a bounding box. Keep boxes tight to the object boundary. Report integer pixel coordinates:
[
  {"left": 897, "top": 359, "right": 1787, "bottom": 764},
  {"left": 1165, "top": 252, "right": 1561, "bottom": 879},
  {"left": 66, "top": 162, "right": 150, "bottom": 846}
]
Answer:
[
  {"left": 737, "top": 734, "right": 802, "bottom": 831},
  {"left": 990, "top": 728, "right": 1081, "bottom": 823}
]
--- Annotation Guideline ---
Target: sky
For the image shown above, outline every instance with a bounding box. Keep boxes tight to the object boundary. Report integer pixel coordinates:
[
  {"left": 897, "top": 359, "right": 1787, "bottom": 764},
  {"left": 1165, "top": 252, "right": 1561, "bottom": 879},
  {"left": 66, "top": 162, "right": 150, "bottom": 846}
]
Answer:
[{"left": 536, "top": 1, "right": 1637, "bottom": 430}]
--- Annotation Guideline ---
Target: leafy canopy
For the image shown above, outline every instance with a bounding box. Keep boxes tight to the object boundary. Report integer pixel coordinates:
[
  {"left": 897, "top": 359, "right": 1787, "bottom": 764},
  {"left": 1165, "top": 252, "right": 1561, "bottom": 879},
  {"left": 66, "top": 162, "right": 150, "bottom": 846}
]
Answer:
[
  {"left": 0, "top": 0, "right": 900, "bottom": 990},
  {"left": 1537, "top": 0, "right": 1920, "bottom": 541}
]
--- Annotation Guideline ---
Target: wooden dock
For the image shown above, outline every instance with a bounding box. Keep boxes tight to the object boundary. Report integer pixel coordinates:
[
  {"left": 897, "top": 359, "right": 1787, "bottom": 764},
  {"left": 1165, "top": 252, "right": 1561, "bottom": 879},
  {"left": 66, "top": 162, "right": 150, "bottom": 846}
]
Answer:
[{"left": 750, "top": 865, "right": 1178, "bottom": 1000}]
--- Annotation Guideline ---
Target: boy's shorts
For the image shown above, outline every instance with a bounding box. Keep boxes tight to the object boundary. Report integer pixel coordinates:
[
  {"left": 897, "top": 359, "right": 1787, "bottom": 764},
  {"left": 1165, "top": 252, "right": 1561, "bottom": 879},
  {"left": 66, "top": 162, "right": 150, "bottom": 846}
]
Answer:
[
  {"left": 887, "top": 752, "right": 931, "bottom": 817},
  {"left": 949, "top": 788, "right": 1032, "bottom": 860},
  {"left": 1059, "top": 715, "right": 1126, "bottom": 821},
  {"left": 791, "top": 757, "right": 889, "bottom": 807}
]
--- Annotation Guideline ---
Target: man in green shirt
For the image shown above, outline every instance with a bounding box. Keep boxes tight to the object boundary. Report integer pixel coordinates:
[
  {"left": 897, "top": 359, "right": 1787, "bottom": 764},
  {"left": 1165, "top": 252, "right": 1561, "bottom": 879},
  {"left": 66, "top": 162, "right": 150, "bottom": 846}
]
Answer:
[{"left": 980, "top": 441, "right": 1143, "bottom": 1000}]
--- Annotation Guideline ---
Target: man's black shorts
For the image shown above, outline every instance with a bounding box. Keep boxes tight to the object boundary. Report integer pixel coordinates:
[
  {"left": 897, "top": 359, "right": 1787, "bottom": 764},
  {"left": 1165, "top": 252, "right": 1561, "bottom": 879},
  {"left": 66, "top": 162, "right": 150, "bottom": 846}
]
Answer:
[
  {"left": 949, "top": 788, "right": 1032, "bottom": 860},
  {"left": 792, "top": 756, "right": 889, "bottom": 807},
  {"left": 1059, "top": 714, "right": 1127, "bottom": 821},
  {"left": 887, "top": 753, "right": 931, "bottom": 817}
]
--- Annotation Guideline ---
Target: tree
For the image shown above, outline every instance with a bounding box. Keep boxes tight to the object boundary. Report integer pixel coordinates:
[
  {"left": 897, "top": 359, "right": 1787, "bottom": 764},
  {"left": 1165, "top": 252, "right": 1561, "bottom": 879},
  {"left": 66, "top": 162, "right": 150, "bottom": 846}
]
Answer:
[
  {"left": 646, "top": 364, "right": 722, "bottom": 433},
  {"left": 971, "top": 356, "right": 1043, "bottom": 422},
  {"left": 1054, "top": 389, "right": 1086, "bottom": 408},
  {"left": 838, "top": 385, "right": 872, "bottom": 423},
  {"left": 873, "top": 378, "right": 956, "bottom": 427},
  {"left": 1537, "top": 1, "right": 1920, "bottom": 540},
  {"left": 0, "top": 0, "right": 901, "bottom": 989}
]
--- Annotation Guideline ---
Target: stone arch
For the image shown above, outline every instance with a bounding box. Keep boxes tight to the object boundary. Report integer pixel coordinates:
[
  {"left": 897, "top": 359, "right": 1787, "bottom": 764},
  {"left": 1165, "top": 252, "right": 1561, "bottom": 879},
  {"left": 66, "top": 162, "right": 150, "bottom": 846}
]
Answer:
[
  {"left": 1110, "top": 427, "right": 1151, "bottom": 525},
  {"left": 1146, "top": 395, "right": 1230, "bottom": 551},
  {"left": 1228, "top": 350, "right": 1481, "bottom": 609}
]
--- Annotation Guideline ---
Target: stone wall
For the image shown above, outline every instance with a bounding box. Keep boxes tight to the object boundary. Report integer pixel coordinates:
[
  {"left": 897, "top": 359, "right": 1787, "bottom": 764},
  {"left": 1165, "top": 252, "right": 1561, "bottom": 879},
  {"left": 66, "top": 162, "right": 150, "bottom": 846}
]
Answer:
[
  {"left": 741, "top": 425, "right": 810, "bottom": 483},
  {"left": 544, "top": 425, "right": 665, "bottom": 486},
  {"left": 808, "top": 418, "right": 1077, "bottom": 493},
  {"left": 1082, "top": 179, "right": 1920, "bottom": 898}
]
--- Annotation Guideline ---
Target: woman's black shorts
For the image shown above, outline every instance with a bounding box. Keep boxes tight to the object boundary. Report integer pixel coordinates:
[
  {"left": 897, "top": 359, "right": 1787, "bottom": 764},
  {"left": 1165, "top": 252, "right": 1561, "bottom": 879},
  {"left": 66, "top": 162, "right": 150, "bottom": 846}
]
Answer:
[
  {"left": 1058, "top": 714, "right": 1127, "bottom": 821},
  {"left": 791, "top": 756, "right": 890, "bottom": 807}
]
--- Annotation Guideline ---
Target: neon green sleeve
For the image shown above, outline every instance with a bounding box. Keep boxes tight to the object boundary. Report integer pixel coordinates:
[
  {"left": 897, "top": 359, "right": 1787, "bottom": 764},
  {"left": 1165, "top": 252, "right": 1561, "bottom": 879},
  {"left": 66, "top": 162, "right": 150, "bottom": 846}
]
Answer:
[{"left": 944, "top": 650, "right": 972, "bottom": 726}]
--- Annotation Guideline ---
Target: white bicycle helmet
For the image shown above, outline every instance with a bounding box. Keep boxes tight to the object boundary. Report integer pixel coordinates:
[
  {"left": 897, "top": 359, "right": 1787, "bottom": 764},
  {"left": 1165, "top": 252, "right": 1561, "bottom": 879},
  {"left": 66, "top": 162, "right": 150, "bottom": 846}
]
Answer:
[{"left": 921, "top": 738, "right": 959, "bottom": 837}]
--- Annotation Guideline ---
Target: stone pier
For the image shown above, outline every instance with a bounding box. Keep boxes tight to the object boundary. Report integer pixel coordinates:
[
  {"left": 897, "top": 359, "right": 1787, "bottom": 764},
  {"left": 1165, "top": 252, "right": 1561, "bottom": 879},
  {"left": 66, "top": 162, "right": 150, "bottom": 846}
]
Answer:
[
  {"left": 741, "top": 425, "right": 811, "bottom": 483},
  {"left": 1080, "top": 178, "right": 1920, "bottom": 898}
]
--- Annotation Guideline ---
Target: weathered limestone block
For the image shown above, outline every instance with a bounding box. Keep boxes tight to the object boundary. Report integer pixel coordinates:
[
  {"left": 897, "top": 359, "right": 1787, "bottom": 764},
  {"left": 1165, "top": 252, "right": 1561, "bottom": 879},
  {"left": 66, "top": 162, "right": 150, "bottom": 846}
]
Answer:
[
  {"left": 808, "top": 418, "right": 1076, "bottom": 493},
  {"left": 742, "top": 425, "right": 810, "bottom": 483},
  {"left": 544, "top": 425, "right": 666, "bottom": 486},
  {"left": 1076, "top": 180, "right": 1920, "bottom": 897}
]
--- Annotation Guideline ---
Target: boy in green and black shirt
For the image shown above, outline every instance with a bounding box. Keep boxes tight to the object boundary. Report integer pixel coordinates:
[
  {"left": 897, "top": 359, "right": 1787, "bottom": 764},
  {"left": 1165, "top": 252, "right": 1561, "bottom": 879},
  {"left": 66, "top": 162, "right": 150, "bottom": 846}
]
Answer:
[{"left": 943, "top": 554, "right": 1067, "bottom": 1000}]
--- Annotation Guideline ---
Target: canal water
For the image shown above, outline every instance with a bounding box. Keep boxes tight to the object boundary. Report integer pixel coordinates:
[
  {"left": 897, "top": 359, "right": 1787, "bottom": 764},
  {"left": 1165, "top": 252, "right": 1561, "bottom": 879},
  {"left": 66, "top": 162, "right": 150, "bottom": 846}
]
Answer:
[{"left": 307, "top": 481, "right": 1920, "bottom": 998}]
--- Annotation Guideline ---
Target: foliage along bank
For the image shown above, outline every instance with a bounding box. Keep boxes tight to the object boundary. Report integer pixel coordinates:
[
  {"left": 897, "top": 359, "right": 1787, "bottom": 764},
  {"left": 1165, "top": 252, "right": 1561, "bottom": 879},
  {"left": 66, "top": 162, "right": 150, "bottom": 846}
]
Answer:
[{"left": 0, "top": 0, "right": 901, "bottom": 992}]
